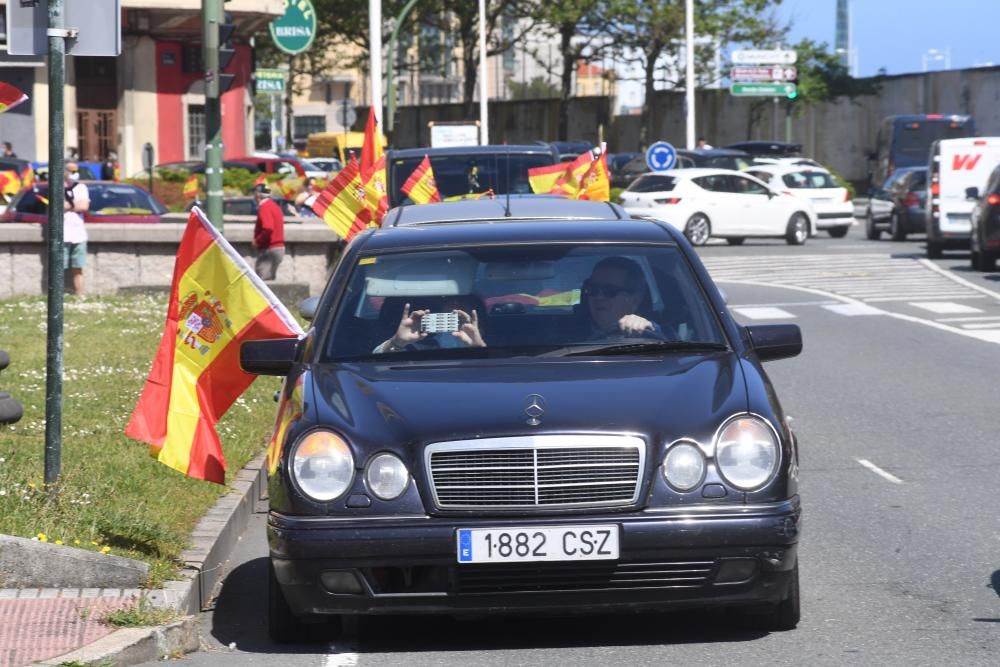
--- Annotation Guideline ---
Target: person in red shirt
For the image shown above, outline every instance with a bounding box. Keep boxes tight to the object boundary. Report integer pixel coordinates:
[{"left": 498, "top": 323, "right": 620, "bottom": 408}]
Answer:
[{"left": 252, "top": 183, "right": 285, "bottom": 280}]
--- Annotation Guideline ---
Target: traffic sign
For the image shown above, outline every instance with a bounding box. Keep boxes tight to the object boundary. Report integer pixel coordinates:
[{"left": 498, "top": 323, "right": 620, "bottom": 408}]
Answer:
[
  {"left": 646, "top": 141, "right": 677, "bottom": 172},
  {"left": 732, "top": 49, "right": 797, "bottom": 65},
  {"left": 730, "top": 83, "right": 798, "bottom": 97},
  {"left": 270, "top": 0, "right": 317, "bottom": 55},
  {"left": 730, "top": 66, "right": 797, "bottom": 81},
  {"left": 255, "top": 69, "right": 287, "bottom": 94}
]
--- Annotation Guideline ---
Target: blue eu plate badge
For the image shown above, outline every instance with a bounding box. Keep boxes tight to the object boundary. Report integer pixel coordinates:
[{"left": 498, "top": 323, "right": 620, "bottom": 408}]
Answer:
[{"left": 458, "top": 530, "right": 473, "bottom": 562}]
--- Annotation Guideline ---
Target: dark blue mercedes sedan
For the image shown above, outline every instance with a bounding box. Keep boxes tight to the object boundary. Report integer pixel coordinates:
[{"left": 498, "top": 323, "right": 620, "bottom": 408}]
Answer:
[{"left": 241, "top": 201, "right": 804, "bottom": 642}]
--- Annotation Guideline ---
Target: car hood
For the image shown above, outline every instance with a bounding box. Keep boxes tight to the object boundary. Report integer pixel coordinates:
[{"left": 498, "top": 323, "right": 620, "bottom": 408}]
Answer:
[{"left": 309, "top": 353, "right": 748, "bottom": 455}]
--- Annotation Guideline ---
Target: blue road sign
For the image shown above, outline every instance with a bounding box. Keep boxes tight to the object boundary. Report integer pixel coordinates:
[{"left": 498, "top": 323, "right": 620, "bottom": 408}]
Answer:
[{"left": 646, "top": 141, "right": 677, "bottom": 172}]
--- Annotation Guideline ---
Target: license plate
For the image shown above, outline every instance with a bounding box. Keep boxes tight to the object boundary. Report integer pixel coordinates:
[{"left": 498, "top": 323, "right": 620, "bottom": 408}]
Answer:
[{"left": 456, "top": 525, "right": 619, "bottom": 564}]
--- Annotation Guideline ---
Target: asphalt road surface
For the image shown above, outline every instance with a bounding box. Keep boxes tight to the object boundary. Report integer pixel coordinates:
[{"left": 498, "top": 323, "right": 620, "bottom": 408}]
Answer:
[{"left": 142, "top": 223, "right": 999, "bottom": 667}]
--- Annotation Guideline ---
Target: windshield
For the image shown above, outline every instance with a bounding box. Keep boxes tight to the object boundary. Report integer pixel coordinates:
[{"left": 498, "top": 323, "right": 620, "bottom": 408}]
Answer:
[
  {"left": 893, "top": 120, "right": 974, "bottom": 167},
  {"left": 323, "top": 244, "right": 726, "bottom": 361},
  {"left": 389, "top": 153, "right": 556, "bottom": 207},
  {"left": 90, "top": 185, "right": 166, "bottom": 215}
]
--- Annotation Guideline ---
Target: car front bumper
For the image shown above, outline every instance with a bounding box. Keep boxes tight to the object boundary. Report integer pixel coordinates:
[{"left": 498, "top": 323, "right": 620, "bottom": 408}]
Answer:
[{"left": 268, "top": 497, "right": 801, "bottom": 618}]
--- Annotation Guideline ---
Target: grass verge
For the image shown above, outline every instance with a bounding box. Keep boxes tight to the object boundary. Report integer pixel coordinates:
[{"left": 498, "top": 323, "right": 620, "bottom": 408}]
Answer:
[
  {"left": 0, "top": 294, "right": 281, "bottom": 588},
  {"left": 103, "top": 596, "right": 181, "bottom": 628}
]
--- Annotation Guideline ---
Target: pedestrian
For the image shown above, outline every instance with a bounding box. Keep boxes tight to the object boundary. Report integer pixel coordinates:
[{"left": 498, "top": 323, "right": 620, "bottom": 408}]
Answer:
[
  {"left": 2, "top": 142, "right": 16, "bottom": 158},
  {"left": 696, "top": 137, "right": 713, "bottom": 150},
  {"left": 63, "top": 160, "right": 90, "bottom": 295},
  {"left": 251, "top": 183, "right": 285, "bottom": 280},
  {"left": 100, "top": 151, "right": 118, "bottom": 181}
]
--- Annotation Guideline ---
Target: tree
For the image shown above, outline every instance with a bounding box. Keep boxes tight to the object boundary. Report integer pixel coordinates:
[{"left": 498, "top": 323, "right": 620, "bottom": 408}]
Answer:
[{"left": 509, "top": 76, "right": 561, "bottom": 99}]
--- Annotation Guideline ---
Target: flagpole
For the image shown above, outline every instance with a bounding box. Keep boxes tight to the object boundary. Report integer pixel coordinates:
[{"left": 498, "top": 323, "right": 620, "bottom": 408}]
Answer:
[
  {"left": 478, "top": 0, "right": 489, "bottom": 145},
  {"left": 685, "top": 0, "right": 695, "bottom": 149},
  {"left": 369, "top": 0, "right": 382, "bottom": 126}
]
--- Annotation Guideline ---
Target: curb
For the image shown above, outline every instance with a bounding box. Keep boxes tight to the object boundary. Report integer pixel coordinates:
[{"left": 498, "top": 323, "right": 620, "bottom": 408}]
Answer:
[{"left": 31, "top": 454, "right": 268, "bottom": 666}]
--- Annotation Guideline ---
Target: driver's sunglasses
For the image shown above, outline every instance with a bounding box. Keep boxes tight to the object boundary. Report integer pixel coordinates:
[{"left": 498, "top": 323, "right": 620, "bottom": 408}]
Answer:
[
  {"left": 67, "top": 168, "right": 79, "bottom": 174},
  {"left": 583, "top": 280, "right": 636, "bottom": 299}
]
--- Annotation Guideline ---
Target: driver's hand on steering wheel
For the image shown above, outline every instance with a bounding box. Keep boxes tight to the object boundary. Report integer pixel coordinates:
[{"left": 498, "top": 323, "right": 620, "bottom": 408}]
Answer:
[{"left": 618, "top": 314, "right": 655, "bottom": 336}]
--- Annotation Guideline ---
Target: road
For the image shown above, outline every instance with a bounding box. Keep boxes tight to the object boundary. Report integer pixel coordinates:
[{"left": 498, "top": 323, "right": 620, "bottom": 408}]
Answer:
[{"left": 140, "top": 224, "right": 1000, "bottom": 667}]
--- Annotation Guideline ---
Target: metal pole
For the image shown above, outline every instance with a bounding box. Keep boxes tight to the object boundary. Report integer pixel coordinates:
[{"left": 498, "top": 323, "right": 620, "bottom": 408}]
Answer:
[
  {"left": 44, "top": 0, "right": 67, "bottom": 485},
  {"left": 685, "top": 0, "right": 695, "bottom": 149},
  {"left": 386, "top": 0, "right": 420, "bottom": 136},
  {"left": 202, "top": 0, "right": 223, "bottom": 230},
  {"left": 478, "top": 0, "right": 489, "bottom": 144},
  {"left": 271, "top": 94, "right": 278, "bottom": 152},
  {"left": 369, "top": 0, "right": 383, "bottom": 125},
  {"left": 785, "top": 102, "right": 792, "bottom": 143}
]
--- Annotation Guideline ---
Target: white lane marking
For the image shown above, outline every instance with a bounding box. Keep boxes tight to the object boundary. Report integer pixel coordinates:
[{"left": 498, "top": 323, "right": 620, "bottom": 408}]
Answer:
[
  {"left": 918, "top": 257, "right": 1000, "bottom": 301},
  {"left": 909, "top": 301, "right": 984, "bottom": 314},
  {"left": 731, "top": 306, "right": 796, "bottom": 320},
  {"left": 856, "top": 458, "right": 903, "bottom": 484},
  {"left": 323, "top": 642, "right": 359, "bottom": 667},
  {"left": 960, "top": 322, "right": 1000, "bottom": 330},
  {"left": 822, "top": 303, "right": 885, "bottom": 316},
  {"left": 729, "top": 300, "right": 840, "bottom": 308},
  {"left": 937, "top": 315, "right": 1000, "bottom": 322}
]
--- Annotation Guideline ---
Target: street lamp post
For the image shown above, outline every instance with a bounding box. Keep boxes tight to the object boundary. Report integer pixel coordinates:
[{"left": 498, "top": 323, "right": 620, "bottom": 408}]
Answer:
[{"left": 685, "top": 0, "right": 695, "bottom": 149}]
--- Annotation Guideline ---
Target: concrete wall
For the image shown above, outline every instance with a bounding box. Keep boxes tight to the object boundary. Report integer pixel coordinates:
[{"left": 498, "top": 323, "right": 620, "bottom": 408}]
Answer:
[{"left": 0, "top": 221, "right": 341, "bottom": 299}]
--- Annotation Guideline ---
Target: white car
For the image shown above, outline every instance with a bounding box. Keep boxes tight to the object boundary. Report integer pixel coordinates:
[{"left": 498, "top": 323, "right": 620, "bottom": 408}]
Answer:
[
  {"left": 743, "top": 164, "right": 855, "bottom": 238},
  {"left": 620, "top": 168, "right": 816, "bottom": 246}
]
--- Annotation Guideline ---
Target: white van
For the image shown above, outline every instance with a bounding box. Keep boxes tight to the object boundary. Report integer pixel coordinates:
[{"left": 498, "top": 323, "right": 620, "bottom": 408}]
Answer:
[{"left": 927, "top": 137, "right": 1000, "bottom": 257}]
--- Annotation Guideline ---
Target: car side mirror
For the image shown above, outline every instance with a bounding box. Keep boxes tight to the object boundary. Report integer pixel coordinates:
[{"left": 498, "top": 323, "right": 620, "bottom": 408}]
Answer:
[
  {"left": 965, "top": 186, "right": 979, "bottom": 201},
  {"left": 240, "top": 337, "right": 300, "bottom": 376},
  {"left": 298, "top": 296, "right": 319, "bottom": 321},
  {"left": 746, "top": 324, "right": 802, "bottom": 361}
]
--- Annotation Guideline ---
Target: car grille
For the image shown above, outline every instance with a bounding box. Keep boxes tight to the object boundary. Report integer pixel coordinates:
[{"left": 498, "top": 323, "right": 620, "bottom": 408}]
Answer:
[
  {"left": 426, "top": 435, "right": 645, "bottom": 510},
  {"left": 454, "top": 560, "right": 715, "bottom": 594}
]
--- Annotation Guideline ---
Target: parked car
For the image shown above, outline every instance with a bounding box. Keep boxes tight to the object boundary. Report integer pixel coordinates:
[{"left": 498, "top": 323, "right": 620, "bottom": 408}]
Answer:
[
  {"left": 228, "top": 155, "right": 328, "bottom": 180},
  {"left": 607, "top": 151, "right": 641, "bottom": 176},
  {"left": 925, "top": 136, "right": 1000, "bottom": 258},
  {"left": 1, "top": 182, "right": 168, "bottom": 223},
  {"left": 864, "top": 167, "right": 928, "bottom": 241},
  {"left": 307, "top": 157, "right": 342, "bottom": 175},
  {"left": 538, "top": 140, "right": 594, "bottom": 162},
  {"left": 867, "top": 114, "right": 975, "bottom": 194},
  {"left": 723, "top": 141, "right": 803, "bottom": 158},
  {"left": 385, "top": 144, "right": 560, "bottom": 208},
  {"left": 968, "top": 163, "right": 1000, "bottom": 271},
  {"left": 744, "top": 164, "right": 855, "bottom": 238},
  {"left": 613, "top": 149, "right": 754, "bottom": 189},
  {"left": 620, "top": 169, "right": 816, "bottom": 246},
  {"left": 242, "top": 200, "right": 803, "bottom": 642}
]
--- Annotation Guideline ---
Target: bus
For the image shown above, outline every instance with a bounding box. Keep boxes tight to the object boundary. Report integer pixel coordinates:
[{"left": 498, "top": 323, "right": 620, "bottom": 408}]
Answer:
[{"left": 867, "top": 114, "right": 975, "bottom": 192}]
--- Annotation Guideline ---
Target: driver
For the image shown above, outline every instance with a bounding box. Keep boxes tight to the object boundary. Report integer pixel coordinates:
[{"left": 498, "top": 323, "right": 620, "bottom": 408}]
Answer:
[
  {"left": 580, "top": 257, "right": 659, "bottom": 339},
  {"left": 373, "top": 296, "right": 486, "bottom": 353}
]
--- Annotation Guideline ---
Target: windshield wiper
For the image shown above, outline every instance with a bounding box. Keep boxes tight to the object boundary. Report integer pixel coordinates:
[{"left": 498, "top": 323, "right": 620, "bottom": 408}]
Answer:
[{"left": 560, "top": 340, "right": 728, "bottom": 357}]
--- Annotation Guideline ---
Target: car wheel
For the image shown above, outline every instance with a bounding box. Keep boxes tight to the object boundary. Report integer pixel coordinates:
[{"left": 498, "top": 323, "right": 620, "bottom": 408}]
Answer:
[
  {"left": 865, "top": 211, "right": 882, "bottom": 240},
  {"left": 732, "top": 561, "right": 801, "bottom": 632},
  {"left": 973, "top": 249, "right": 997, "bottom": 272},
  {"left": 926, "top": 241, "right": 943, "bottom": 259},
  {"left": 890, "top": 211, "right": 907, "bottom": 241},
  {"left": 785, "top": 213, "right": 809, "bottom": 245},
  {"left": 268, "top": 560, "right": 342, "bottom": 643},
  {"left": 827, "top": 226, "right": 849, "bottom": 238},
  {"left": 726, "top": 237, "right": 745, "bottom": 246},
  {"left": 684, "top": 213, "right": 712, "bottom": 246}
]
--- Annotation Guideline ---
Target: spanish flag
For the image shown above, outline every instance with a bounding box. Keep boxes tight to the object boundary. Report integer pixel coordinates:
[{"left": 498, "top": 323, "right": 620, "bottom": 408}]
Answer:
[
  {"left": 528, "top": 162, "right": 570, "bottom": 195},
  {"left": 276, "top": 178, "right": 300, "bottom": 200},
  {"left": 125, "top": 208, "right": 303, "bottom": 484},
  {"left": 0, "top": 82, "right": 28, "bottom": 114},
  {"left": 311, "top": 156, "right": 374, "bottom": 242},
  {"left": 360, "top": 108, "right": 388, "bottom": 222},
  {"left": 0, "top": 170, "right": 21, "bottom": 196},
  {"left": 577, "top": 150, "right": 610, "bottom": 202},
  {"left": 401, "top": 155, "right": 441, "bottom": 204},
  {"left": 20, "top": 166, "right": 34, "bottom": 189},
  {"left": 254, "top": 173, "right": 267, "bottom": 188},
  {"left": 183, "top": 174, "right": 199, "bottom": 199},
  {"left": 550, "top": 151, "right": 597, "bottom": 198}
]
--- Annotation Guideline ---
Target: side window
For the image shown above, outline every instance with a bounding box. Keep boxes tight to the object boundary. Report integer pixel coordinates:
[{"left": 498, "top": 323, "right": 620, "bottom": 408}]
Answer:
[
  {"left": 908, "top": 171, "right": 927, "bottom": 191},
  {"left": 692, "top": 175, "right": 728, "bottom": 192},
  {"left": 731, "top": 175, "right": 769, "bottom": 195}
]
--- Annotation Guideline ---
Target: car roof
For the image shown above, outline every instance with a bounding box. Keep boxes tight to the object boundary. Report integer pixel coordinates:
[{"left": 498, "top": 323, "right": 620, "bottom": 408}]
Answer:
[
  {"left": 679, "top": 148, "right": 752, "bottom": 158},
  {"left": 745, "top": 164, "right": 830, "bottom": 175},
  {"left": 387, "top": 144, "right": 559, "bottom": 159},
  {"left": 638, "top": 168, "right": 737, "bottom": 178},
  {"left": 381, "top": 197, "right": 628, "bottom": 227},
  {"left": 362, "top": 217, "right": 678, "bottom": 252}
]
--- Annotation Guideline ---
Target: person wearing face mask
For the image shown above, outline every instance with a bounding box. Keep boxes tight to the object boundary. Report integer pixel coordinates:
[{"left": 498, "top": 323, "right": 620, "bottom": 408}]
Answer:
[{"left": 63, "top": 161, "right": 90, "bottom": 295}]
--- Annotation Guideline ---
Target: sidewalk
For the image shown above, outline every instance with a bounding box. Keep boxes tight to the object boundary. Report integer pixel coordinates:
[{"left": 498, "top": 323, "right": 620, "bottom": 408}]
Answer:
[{"left": 0, "top": 455, "right": 267, "bottom": 667}]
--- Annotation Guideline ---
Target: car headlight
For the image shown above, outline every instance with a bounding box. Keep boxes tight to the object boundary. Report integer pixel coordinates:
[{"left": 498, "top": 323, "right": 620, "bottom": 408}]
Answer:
[
  {"left": 364, "top": 453, "right": 410, "bottom": 500},
  {"left": 662, "top": 441, "right": 706, "bottom": 491},
  {"left": 715, "top": 416, "right": 779, "bottom": 490},
  {"left": 291, "top": 430, "right": 354, "bottom": 501}
]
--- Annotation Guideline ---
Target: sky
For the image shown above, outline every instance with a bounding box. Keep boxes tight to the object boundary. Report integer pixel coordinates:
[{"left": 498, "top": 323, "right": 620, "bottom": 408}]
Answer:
[{"left": 776, "top": 0, "right": 1000, "bottom": 77}]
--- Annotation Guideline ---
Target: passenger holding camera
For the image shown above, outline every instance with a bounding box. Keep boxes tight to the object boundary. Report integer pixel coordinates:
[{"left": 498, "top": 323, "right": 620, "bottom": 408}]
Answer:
[{"left": 373, "top": 298, "right": 486, "bottom": 353}]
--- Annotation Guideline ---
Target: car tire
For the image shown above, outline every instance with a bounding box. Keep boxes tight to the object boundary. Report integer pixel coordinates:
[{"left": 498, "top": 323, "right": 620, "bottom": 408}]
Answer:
[
  {"left": 732, "top": 561, "right": 801, "bottom": 632},
  {"left": 973, "top": 249, "right": 997, "bottom": 272},
  {"left": 890, "top": 212, "right": 907, "bottom": 241},
  {"left": 926, "top": 241, "right": 943, "bottom": 259},
  {"left": 827, "top": 226, "right": 849, "bottom": 238},
  {"left": 268, "top": 560, "right": 343, "bottom": 643},
  {"left": 785, "top": 213, "right": 809, "bottom": 245},
  {"left": 726, "top": 237, "right": 745, "bottom": 246},
  {"left": 684, "top": 213, "right": 712, "bottom": 246},
  {"left": 865, "top": 211, "right": 882, "bottom": 240}
]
